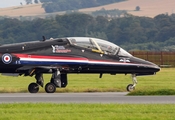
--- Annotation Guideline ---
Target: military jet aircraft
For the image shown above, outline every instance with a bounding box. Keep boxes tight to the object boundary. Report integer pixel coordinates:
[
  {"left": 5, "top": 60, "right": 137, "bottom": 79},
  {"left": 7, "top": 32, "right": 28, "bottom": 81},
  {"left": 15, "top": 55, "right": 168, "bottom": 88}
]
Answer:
[{"left": 0, "top": 37, "right": 160, "bottom": 93}]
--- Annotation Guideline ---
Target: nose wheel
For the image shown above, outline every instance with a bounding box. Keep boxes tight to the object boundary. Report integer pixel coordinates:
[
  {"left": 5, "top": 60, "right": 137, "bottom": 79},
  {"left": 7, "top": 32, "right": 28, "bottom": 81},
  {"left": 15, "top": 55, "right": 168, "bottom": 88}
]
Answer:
[
  {"left": 126, "top": 74, "right": 137, "bottom": 92},
  {"left": 127, "top": 84, "right": 135, "bottom": 91},
  {"left": 28, "top": 83, "right": 39, "bottom": 93}
]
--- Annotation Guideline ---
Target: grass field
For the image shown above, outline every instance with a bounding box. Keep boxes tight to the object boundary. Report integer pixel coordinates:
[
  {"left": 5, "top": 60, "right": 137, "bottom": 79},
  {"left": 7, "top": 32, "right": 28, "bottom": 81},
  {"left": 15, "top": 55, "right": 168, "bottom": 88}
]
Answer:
[
  {"left": 0, "top": 103, "right": 175, "bottom": 120},
  {"left": 0, "top": 69, "right": 175, "bottom": 120},
  {"left": 0, "top": 68, "right": 175, "bottom": 95}
]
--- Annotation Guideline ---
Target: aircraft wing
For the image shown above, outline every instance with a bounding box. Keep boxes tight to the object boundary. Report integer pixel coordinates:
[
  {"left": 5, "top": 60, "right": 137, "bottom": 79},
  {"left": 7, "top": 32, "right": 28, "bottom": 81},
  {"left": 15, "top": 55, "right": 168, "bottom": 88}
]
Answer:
[
  {"left": 16, "top": 65, "right": 64, "bottom": 76},
  {"left": 16, "top": 66, "right": 59, "bottom": 71}
]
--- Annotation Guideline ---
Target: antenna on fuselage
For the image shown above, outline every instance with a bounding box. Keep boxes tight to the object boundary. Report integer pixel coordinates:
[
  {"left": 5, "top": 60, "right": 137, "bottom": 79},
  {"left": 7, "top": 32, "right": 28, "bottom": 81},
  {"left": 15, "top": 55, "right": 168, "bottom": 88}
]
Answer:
[{"left": 42, "top": 36, "right": 46, "bottom": 41}]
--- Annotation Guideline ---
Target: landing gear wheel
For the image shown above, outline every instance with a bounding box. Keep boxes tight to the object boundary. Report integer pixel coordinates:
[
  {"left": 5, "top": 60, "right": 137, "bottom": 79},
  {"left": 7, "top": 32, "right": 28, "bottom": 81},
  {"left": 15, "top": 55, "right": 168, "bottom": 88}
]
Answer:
[
  {"left": 45, "top": 83, "right": 56, "bottom": 93},
  {"left": 126, "top": 84, "right": 135, "bottom": 92},
  {"left": 28, "top": 83, "right": 39, "bottom": 93}
]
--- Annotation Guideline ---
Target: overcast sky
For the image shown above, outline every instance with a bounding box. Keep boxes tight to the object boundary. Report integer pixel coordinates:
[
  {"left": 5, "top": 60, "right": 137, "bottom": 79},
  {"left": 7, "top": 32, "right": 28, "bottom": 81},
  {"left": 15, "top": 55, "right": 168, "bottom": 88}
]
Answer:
[{"left": 0, "top": 0, "right": 25, "bottom": 8}]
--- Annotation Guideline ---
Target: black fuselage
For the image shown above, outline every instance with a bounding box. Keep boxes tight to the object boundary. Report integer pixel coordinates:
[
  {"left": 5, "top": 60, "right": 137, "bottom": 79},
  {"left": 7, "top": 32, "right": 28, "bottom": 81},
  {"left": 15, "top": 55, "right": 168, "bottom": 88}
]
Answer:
[{"left": 0, "top": 38, "right": 160, "bottom": 75}]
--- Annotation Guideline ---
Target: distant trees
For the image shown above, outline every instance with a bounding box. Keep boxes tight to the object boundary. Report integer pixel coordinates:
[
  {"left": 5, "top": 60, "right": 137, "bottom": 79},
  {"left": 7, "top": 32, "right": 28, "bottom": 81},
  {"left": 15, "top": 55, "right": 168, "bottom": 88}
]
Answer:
[
  {"left": 92, "top": 8, "right": 127, "bottom": 18},
  {"left": 0, "top": 13, "right": 175, "bottom": 51},
  {"left": 40, "top": 0, "right": 126, "bottom": 13},
  {"left": 25, "top": 0, "right": 39, "bottom": 4},
  {"left": 40, "top": 0, "right": 50, "bottom": 2},
  {"left": 34, "top": 0, "right": 39, "bottom": 4},
  {"left": 25, "top": 0, "right": 32, "bottom": 4},
  {"left": 135, "top": 6, "right": 140, "bottom": 11}
]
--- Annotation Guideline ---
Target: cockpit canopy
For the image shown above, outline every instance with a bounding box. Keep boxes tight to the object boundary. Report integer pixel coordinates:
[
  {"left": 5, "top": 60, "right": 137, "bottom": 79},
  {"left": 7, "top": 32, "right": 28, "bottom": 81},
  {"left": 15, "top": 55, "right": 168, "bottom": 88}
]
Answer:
[{"left": 67, "top": 37, "right": 132, "bottom": 57}]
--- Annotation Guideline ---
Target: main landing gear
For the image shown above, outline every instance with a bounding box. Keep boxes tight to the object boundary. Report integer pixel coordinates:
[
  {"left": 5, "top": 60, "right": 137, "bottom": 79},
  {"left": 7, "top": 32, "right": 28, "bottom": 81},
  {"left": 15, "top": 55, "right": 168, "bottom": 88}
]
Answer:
[
  {"left": 126, "top": 74, "right": 137, "bottom": 92},
  {"left": 28, "top": 83, "right": 39, "bottom": 93},
  {"left": 28, "top": 69, "right": 68, "bottom": 93}
]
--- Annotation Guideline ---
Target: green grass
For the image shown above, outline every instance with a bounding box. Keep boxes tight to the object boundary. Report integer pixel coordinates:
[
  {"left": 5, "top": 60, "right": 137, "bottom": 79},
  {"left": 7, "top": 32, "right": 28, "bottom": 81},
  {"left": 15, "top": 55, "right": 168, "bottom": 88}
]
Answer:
[
  {"left": 128, "top": 89, "right": 175, "bottom": 95},
  {"left": 0, "top": 103, "right": 175, "bottom": 120},
  {"left": 0, "top": 68, "right": 175, "bottom": 95},
  {"left": 0, "top": 69, "right": 175, "bottom": 120}
]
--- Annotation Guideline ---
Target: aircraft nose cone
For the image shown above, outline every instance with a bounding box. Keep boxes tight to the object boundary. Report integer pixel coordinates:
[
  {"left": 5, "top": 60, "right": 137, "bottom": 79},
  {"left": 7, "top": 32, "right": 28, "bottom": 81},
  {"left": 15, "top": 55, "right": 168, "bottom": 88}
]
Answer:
[
  {"left": 145, "top": 61, "right": 161, "bottom": 74},
  {"left": 153, "top": 64, "right": 161, "bottom": 72},
  {"left": 144, "top": 61, "right": 161, "bottom": 72},
  {"left": 132, "top": 57, "right": 161, "bottom": 73}
]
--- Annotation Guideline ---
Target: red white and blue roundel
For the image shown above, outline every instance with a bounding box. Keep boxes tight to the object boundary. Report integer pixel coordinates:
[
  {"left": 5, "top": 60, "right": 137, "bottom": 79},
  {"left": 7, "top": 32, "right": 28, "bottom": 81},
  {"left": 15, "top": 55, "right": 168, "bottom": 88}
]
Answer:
[{"left": 2, "top": 54, "right": 12, "bottom": 64}]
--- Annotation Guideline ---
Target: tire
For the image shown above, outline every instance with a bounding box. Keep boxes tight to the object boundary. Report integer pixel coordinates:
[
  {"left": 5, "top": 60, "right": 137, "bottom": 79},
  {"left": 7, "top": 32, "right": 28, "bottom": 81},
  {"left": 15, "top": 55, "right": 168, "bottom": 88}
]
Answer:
[
  {"left": 28, "top": 83, "right": 39, "bottom": 93},
  {"left": 126, "top": 84, "right": 135, "bottom": 92},
  {"left": 45, "top": 83, "right": 56, "bottom": 93}
]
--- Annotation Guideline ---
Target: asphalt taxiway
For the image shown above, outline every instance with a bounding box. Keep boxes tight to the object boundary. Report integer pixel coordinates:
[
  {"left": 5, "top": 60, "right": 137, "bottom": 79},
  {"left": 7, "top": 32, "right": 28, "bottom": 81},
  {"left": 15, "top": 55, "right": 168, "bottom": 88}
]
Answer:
[{"left": 0, "top": 92, "right": 175, "bottom": 104}]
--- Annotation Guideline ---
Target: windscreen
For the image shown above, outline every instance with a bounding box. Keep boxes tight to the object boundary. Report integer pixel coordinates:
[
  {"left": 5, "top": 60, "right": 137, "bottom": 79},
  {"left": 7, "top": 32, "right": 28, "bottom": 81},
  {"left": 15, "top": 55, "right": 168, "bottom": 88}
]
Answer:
[{"left": 67, "top": 37, "right": 132, "bottom": 57}]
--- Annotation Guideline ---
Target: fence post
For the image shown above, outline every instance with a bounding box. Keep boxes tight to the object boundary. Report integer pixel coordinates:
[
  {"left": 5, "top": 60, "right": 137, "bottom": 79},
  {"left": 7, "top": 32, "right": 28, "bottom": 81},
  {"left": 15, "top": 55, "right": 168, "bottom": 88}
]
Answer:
[{"left": 161, "top": 51, "right": 163, "bottom": 65}]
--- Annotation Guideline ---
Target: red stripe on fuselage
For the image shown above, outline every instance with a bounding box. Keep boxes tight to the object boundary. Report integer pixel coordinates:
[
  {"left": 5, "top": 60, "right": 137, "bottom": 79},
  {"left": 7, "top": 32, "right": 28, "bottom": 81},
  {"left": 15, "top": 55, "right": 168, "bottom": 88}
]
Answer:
[{"left": 13, "top": 54, "right": 88, "bottom": 61}]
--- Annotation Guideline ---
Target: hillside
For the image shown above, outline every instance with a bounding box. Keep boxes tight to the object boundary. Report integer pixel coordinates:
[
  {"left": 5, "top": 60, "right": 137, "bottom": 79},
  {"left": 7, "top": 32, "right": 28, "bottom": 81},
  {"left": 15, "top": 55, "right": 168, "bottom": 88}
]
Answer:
[
  {"left": 80, "top": 0, "right": 175, "bottom": 17},
  {"left": 0, "top": 0, "right": 174, "bottom": 18},
  {"left": 0, "top": 4, "right": 45, "bottom": 17}
]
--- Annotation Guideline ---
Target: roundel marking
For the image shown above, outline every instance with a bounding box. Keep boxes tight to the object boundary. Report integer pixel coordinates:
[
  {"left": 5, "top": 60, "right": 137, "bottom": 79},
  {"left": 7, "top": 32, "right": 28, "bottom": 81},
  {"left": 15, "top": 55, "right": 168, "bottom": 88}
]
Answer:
[{"left": 2, "top": 54, "right": 12, "bottom": 64}]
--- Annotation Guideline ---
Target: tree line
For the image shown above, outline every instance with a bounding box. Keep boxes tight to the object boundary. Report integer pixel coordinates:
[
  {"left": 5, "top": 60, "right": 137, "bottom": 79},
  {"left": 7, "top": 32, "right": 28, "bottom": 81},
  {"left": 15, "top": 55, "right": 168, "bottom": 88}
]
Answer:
[
  {"left": 0, "top": 13, "right": 175, "bottom": 51},
  {"left": 40, "top": 0, "right": 125, "bottom": 13}
]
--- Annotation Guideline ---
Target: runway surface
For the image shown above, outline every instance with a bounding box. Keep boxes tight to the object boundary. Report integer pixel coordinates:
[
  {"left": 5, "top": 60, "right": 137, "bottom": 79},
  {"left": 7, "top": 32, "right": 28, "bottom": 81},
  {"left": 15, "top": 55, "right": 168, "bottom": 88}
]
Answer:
[{"left": 0, "top": 92, "right": 175, "bottom": 104}]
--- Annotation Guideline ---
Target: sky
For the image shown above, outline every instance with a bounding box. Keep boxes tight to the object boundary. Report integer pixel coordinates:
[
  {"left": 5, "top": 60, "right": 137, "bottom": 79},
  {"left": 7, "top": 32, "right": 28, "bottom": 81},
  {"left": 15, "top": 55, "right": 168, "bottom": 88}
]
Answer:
[{"left": 0, "top": 0, "right": 25, "bottom": 8}]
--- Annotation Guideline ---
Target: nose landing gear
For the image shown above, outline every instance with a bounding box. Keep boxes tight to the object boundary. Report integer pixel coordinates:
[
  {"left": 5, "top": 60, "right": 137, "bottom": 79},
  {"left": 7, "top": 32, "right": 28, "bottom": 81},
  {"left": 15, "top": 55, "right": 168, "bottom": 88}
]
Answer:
[{"left": 126, "top": 74, "right": 137, "bottom": 92}]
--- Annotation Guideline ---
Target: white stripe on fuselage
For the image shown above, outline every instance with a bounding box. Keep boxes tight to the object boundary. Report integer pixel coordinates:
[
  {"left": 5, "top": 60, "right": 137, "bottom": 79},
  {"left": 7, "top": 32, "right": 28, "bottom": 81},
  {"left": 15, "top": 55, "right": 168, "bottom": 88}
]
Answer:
[{"left": 19, "top": 57, "right": 148, "bottom": 67}]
